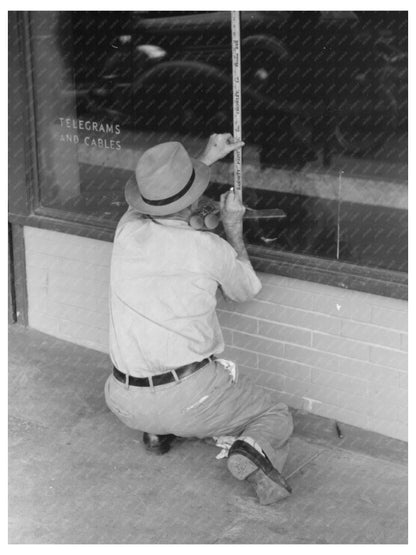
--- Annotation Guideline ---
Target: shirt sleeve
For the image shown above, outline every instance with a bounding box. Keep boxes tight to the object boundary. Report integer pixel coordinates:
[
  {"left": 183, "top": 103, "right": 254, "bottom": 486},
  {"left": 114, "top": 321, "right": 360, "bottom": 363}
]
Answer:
[
  {"left": 204, "top": 233, "right": 262, "bottom": 303},
  {"left": 114, "top": 208, "right": 145, "bottom": 240}
]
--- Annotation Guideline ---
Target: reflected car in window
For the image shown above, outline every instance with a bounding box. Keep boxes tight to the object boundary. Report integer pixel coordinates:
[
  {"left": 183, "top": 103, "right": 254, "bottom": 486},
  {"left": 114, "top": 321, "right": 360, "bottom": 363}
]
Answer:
[{"left": 69, "top": 11, "right": 407, "bottom": 169}]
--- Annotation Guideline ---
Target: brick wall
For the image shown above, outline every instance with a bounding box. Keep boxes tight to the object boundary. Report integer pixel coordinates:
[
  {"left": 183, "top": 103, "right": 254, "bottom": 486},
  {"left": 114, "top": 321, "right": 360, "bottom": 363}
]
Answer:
[{"left": 23, "top": 226, "right": 408, "bottom": 441}]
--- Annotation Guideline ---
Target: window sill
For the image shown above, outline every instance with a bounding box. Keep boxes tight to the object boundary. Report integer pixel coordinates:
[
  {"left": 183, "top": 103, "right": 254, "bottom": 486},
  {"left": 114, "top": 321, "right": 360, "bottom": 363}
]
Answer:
[{"left": 9, "top": 209, "right": 408, "bottom": 301}]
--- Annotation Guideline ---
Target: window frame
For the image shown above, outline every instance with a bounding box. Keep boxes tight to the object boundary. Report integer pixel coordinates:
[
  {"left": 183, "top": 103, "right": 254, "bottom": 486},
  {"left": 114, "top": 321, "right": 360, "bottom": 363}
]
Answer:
[{"left": 8, "top": 11, "right": 408, "bottom": 301}]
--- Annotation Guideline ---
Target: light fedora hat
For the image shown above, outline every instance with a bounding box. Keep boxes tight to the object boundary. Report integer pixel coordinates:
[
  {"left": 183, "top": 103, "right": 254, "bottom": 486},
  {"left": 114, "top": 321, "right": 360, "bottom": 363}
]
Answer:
[{"left": 125, "top": 142, "right": 210, "bottom": 216}]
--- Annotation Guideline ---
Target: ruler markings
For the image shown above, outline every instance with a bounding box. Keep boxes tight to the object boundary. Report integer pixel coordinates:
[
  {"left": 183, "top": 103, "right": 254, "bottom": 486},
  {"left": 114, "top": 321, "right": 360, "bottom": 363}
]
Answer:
[{"left": 231, "top": 11, "right": 243, "bottom": 199}]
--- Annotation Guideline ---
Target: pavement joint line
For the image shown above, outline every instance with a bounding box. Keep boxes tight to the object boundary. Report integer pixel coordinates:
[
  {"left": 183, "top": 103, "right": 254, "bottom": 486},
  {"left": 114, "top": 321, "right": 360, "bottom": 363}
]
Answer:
[{"left": 285, "top": 449, "right": 328, "bottom": 480}]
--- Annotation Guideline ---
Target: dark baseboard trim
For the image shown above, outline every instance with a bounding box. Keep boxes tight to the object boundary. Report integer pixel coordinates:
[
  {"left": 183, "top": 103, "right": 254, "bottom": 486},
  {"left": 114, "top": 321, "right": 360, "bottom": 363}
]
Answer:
[{"left": 292, "top": 409, "right": 407, "bottom": 466}]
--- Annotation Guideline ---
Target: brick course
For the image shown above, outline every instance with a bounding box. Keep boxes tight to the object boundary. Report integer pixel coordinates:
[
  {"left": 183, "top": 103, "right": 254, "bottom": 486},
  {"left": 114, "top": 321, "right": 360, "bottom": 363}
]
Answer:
[{"left": 23, "top": 226, "right": 408, "bottom": 441}]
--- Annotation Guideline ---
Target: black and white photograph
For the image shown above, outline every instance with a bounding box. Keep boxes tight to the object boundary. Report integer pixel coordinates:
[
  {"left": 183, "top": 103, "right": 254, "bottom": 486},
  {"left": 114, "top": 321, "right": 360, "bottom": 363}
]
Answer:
[{"left": 8, "top": 5, "right": 409, "bottom": 546}]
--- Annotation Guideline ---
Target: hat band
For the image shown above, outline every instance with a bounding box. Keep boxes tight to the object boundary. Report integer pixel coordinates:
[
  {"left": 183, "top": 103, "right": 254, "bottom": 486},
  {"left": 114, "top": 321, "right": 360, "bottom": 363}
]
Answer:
[{"left": 141, "top": 169, "right": 195, "bottom": 207}]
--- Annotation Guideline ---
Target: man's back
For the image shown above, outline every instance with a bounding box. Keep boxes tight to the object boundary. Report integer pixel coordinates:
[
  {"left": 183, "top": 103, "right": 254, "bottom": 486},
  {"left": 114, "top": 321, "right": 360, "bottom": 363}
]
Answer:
[{"left": 109, "top": 209, "right": 261, "bottom": 376}]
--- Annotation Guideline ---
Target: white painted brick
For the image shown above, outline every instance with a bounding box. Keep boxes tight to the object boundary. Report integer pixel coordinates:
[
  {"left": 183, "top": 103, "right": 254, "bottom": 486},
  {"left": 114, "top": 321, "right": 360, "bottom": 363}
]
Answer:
[
  {"left": 24, "top": 226, "right": 51, "bottom": 243},
  {"left": 24, "top": 228, "right": 55, "bottom": 255},
  {"left": 233, "top": 331, "right": 285, "bottom": 359},
  {"left": 68, "top": 272, "right": 109, "bottom": 299},
  {"left": 302, "top": 381, "right": 338, "bottom": 406},
  {"left": 48, "top": 257, "right": 111, "bottom": 283},
  {"left": 237, "top": 365, "right": 258, "bottom": 378},
  {"left": 280, "top": 307, "right": 341, "bottom": 335},
  {"left": 283, "top": 376, "right": 310, "bottom": 398},
  {"left": 256, "top": 386, "right": 305, "bottom": 410},
  {"left": 370, "top": 365, "right": 403, "bottom": 389},
  {"left": 59, "top": 319, "right": 109, "bottom": 352},
  {"left": 25, "top": 265, "right": 48, "bottom": 288},
  {"left": 284, "top": 344, "right": 341, "bottom": 372},
  {"left": 223, "top": 297, "right": 344, "bottom": 335},
  {"left": 26, "top": 228, "right": 111, "bottom": 264},
  {"left": 258, "top": 272, "right": 343, "bottom": 298},
  {"left": 370, "top": 387, "right": 407, "bottom": 411},
  {"left": 312, "top": 294, "right": 353, "bottom": 318},
  {"left": 48, "top": 270, "right": 109, "bottom": 300},
  {"left": 400, "top": 334, "right": 408, "bottom": 351},
  {"left": 48, "top": 301, "right": 109, "bottom": 331},
  {"left": 348, "top": 302, "right": 373, "bottom": 323},
  {"left": 221, "top": 346, "right": 258, "bottom": 368},
  {"left": 28, "top": 311, "right": 60, "bottom": 336},
  {"left": 23, "top": 227, "right": 408, "bottom": 442},
  {"left": 24, "top": 250, "right": 54, "bottom": 269},
  {"left": 333, "top": 389, "right": 369, "bottom": 414},
  {"left": 257, "top": 285, "right": 314, "bottom": 310},
  {"left": 367, "top": 417, "right": 407, "bottom": 442},
  {"left": 341, "top": 320, "right": 401, "bottom": 349},
  {"left": 240, "top": 367, "right": 286, "bottom": 391},
  {"left": 312, "top": 332, "right": 370, "bottom": 361},
  {"left": 306, "top": 380, "right": 369, "bottom": 415},
  {"left": 217, "top": 310, "right": 258, "bottom": 334},
  {"left": 370, "top": 346, "right": 407, "bottom": 371},
  {"left": 371, "top": 306, "right": 408, "bottom": 331},
  {"left": 27, "top": 285, "right": 48, "bottom": 315},
  {"left": 259, "top": 321, "right": 311, "bottom": 347},
  {"left": 258, "top": 355, "right": 311, "bottom": 382},
  {"left": 367, "top": 400, "right": 397, "bottom": 421},
  {"left": 311, "top": 367, "right": 368, "bottom": 396},
  {"left": 217, "top": 298, "right": 264, "bottom": 318},
  {"left": 312, "top": 293, "right": 374, "bottom": 323},
  {"left": 239, "top": 301, "right": 281, "bottom": 322},
  {"left": 368, "top": 294, "right": 408, "bottom": 311},
  {"left": 221, "top": 328, "right": 233, "bottom": 346},
  {"left": 337, "top": 358, "right": 404, "bottom": 386},
  {"left": 48, "top": 285, "right": 108, "bottom": 313},
  {"left": 397, "top": 404, "right": 408, "bottom": 424},
  {"left": 310, "top": 402, "right": 368, "bottom": 429},
  {"left": 398, "top": 373, "right": 407, "bottom": 389}
]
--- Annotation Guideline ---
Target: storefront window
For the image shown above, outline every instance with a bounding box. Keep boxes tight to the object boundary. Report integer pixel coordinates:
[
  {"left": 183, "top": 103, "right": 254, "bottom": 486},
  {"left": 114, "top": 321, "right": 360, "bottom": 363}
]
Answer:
[{"left": 28, "top": 11, "right": 407, "bottom": 274}]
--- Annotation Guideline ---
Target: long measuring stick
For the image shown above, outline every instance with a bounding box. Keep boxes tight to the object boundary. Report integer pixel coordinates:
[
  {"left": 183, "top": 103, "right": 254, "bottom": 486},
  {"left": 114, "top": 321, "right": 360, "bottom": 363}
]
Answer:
[{"left": 231, "top": 11, "right": 243, "bottom": 200}]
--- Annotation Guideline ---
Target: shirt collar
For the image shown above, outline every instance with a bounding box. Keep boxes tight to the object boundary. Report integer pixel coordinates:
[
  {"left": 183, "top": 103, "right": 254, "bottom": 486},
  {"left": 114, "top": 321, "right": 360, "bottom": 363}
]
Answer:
[{"left": 152, "top": 218, "right": 191, "bottom": 228}]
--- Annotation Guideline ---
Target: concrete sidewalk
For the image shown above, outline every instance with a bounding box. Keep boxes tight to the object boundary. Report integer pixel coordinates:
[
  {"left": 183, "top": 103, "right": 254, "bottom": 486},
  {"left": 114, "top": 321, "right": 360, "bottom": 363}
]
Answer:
[{"left": 9, "top": 325, "right": 408, "bottom": 544}]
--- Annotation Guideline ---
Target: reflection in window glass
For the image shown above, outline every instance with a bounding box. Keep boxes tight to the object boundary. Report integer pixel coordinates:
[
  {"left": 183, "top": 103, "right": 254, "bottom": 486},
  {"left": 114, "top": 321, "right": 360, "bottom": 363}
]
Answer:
[{"left": 29, "top": 11, "right": 407, "bottom": 272}]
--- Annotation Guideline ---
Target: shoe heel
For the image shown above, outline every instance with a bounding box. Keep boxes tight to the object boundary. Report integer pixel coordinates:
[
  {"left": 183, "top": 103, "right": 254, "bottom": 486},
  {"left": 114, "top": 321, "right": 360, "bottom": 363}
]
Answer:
[{"left": 227, "top": 453, "right": 258, "bottom": 480}]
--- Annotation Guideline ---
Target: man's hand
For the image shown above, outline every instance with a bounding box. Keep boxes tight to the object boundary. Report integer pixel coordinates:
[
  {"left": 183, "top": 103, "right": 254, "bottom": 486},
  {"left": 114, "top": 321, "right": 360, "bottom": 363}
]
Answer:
[
  {"left": 220, "top": 188, "right": 249, "bottom": 262},
  {"left": 220, "top": 188, "right": 245, "bottom": 229},
  {"left": 199, "top": 133, "right": 245, "bottom": 167}
]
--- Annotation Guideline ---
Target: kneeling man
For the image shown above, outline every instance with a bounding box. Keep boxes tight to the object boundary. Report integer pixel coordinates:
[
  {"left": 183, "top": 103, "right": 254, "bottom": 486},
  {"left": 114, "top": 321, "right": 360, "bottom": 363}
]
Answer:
[{"left": 105, "top": 134, "right": 293, "bottom": 505}]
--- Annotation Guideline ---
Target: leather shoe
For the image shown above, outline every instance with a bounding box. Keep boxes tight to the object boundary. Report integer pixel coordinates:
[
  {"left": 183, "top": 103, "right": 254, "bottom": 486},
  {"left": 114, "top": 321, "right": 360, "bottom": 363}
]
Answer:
[
  {"left": 142, "top": 432, "right": 176, "bottom": 455},
  {"left": 227, "top": 439, "right": 292, "bottom": 504}
]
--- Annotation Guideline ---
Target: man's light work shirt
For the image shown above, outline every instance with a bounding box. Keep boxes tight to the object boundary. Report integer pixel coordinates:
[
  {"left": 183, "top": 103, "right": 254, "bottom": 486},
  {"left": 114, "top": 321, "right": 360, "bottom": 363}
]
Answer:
[{"left": 109, "top": 208, "right": 262, "bottom": 377}]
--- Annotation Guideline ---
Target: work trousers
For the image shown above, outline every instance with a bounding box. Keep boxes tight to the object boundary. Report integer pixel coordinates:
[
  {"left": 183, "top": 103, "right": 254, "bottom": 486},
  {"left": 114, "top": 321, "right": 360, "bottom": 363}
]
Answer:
[{"left": 105, "top": 359, "right": 293, "bottom": 472}]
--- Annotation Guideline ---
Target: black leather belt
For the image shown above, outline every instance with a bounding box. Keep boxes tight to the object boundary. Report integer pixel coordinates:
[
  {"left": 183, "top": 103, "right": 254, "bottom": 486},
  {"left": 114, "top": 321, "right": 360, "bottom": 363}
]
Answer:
[{"left": 112, "top": 357, "right": 212, "bottom": 387}]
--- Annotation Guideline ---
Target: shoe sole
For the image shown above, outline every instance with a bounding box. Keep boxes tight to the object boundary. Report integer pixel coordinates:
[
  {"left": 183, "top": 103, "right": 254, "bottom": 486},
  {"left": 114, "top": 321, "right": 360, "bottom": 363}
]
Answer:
[{"left": 227, "top": 440, "right": 292, "bottom": 499}]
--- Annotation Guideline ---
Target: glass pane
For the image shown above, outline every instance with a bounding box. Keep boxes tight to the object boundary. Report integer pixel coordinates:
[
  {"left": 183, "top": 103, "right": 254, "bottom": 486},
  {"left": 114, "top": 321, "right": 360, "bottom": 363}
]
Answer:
[
  {"left": 236, "top": 11, "right": 407, "bottom": 272},
  {"left": 30, "top": 11, "right": 232, "bottom": 223},
  {"left": 30, "top": 11, "right": 407, "bottom": 273}
]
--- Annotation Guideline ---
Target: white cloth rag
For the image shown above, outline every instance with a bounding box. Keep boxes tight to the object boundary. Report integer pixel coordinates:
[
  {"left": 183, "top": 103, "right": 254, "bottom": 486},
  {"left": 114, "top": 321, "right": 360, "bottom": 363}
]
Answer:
[{"left": 213, "top": 435, "right": 265, "bottom": 460}]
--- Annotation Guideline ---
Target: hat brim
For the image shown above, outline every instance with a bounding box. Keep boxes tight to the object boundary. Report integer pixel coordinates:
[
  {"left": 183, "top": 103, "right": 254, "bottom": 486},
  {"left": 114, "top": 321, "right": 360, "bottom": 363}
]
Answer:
[{"left": 125, "top": 158, "right": 211, "bottom": 216}]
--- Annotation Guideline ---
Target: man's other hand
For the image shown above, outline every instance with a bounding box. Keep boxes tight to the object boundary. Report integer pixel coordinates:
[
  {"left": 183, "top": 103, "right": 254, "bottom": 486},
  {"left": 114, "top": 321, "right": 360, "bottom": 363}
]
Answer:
[{"left": 199, "top": 133, "right": 245, "bottom": 166}]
